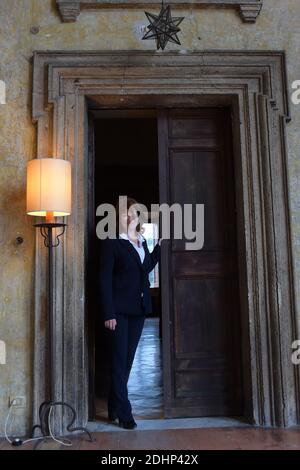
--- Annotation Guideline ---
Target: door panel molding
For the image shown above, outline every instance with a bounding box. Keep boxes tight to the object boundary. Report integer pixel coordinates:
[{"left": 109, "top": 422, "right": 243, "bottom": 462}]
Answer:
[
  {"left": 163, "top": 108, "right": 243, "bottom": 416},
  {"left": 32, "top": 50, "right": 296, "bottom": 431}
]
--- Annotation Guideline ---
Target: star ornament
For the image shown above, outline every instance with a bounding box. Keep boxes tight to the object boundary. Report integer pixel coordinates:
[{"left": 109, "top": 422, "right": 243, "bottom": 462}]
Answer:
[{"left": 142, "top": 4, "right": 184, "bottom": 51}]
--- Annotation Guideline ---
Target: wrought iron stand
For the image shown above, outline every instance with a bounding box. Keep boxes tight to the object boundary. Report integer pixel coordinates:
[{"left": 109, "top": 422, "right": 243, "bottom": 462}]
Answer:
[{"left": 31, "top": 223, "right": 92, "bottom": 441}]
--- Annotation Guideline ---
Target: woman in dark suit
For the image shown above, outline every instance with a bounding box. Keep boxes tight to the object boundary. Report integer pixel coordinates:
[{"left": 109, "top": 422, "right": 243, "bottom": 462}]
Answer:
[{"left": 99, "top": 197, "right": 161, "bottom": 429}]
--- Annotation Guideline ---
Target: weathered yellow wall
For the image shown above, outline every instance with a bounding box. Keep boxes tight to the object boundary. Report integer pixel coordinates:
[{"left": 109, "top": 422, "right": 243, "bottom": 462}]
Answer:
[{"left": 1, "top": 0, "right": 300, "bottom": 435}]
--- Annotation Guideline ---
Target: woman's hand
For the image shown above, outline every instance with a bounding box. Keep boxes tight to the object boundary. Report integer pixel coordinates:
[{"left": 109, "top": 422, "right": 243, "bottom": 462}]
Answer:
[{"left": 104, "top": 319, "right": 117, "bottom": 330}]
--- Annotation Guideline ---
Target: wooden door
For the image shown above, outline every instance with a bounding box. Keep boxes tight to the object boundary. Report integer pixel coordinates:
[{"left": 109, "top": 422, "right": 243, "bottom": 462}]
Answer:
[{"left": 158, "top": 108, "right": 243, "bottom": 417}]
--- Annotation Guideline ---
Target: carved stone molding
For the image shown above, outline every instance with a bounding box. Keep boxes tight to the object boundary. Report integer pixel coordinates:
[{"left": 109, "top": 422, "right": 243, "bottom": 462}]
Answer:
[
  {"left": 32, "top": 50, "right": 298, "bottom": 433},
  {"left": 239, "top": 3, "right": 262, "bottom": 22},
  {"left": 56, "top": 0, "right": 263, "bottom": 23},
  {"left": 57, "top": 2, "right": 80, "bottom": 22}
]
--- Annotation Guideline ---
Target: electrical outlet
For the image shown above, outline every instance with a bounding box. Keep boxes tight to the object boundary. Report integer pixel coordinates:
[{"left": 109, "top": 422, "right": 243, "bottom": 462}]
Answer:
[
  {"left": 0, "top": 340, "right": 6, "bottom": 364},
  {"left": 9, "top": 396, "right": 26, "bottom": 408}
]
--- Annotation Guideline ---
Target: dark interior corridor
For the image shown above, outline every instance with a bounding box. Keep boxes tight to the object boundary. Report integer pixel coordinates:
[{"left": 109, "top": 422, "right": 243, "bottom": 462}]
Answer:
[{"left": 92, "top": 111, "right": 163, "bottom": 421}]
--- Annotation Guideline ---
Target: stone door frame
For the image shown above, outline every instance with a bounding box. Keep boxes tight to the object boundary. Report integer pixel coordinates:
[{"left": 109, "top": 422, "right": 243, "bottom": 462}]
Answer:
[{"left": 32, "top": 50, "right": 298, "bottom": 432}]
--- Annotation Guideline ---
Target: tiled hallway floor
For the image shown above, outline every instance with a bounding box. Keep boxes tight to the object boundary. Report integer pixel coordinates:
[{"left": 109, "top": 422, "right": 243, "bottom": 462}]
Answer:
[{"left": 95, "top": 317, "right": 248, "bottom": 432}]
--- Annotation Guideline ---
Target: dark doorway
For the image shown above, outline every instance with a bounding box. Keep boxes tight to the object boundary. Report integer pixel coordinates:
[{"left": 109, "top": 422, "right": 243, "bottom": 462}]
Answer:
[
  {"left": 91, "top": 111, "right": 163, "bottom": 421},
  {"left": 88, "top": 107, "right": 244, "bottom": 421}
]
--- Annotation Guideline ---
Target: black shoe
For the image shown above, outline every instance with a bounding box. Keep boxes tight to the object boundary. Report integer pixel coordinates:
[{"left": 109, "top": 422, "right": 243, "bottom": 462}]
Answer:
[
  {"left": 108, "top": 412, "right": 118, "bottom": 422},
  {"left": 118, "top": 418, "right": 137, "bottom": 430}
]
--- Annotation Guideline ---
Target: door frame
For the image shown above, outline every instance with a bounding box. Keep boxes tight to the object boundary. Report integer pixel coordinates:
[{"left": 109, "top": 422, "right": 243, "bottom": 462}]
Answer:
[{"left": 32, "top": 51, "right": 298, "bottom": 433}]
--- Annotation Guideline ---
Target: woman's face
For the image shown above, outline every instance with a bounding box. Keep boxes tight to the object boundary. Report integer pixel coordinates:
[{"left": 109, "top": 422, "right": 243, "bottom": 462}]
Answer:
[{"left": 119, "top": 207, "right": 139, "bottom": 232}]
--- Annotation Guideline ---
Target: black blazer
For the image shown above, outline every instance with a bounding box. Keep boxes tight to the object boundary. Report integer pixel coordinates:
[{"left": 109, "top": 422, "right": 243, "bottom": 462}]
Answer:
[{"left": 99, "top": 236, "right": 161, "bottom": 321}]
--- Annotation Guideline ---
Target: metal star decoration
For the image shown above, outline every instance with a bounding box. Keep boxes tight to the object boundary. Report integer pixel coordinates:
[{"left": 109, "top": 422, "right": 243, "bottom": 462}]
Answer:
[{"left": 142, "top": 2, "right": 184, "bottom": 51}]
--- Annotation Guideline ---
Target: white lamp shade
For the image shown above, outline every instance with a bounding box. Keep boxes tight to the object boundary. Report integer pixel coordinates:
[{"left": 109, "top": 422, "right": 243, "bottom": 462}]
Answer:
[{"left": 26, "top": 158, "right": 71, "bottom": 217}]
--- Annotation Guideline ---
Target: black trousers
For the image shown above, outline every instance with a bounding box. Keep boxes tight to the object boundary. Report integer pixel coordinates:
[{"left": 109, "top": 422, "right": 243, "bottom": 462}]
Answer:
[{"left": 106, "top": 312, "right": 146, "bottom": 421}]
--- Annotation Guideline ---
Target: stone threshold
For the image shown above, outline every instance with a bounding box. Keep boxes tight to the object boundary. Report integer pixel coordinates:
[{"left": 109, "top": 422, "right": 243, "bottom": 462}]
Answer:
[{"left": 88, "top": 417, "right": 250, "bottom": 432}]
